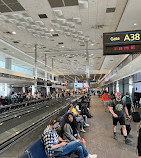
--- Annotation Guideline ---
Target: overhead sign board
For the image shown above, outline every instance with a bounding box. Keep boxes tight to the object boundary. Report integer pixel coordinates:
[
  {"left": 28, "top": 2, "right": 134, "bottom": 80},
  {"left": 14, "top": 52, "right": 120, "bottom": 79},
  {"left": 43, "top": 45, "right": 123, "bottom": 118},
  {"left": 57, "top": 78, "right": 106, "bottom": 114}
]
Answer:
[
  {"left": 103, "top": 30, "right": 141, "bottom": 55},
  {"left": 74, "top": 83, "right": 89, "bottom": 88}
]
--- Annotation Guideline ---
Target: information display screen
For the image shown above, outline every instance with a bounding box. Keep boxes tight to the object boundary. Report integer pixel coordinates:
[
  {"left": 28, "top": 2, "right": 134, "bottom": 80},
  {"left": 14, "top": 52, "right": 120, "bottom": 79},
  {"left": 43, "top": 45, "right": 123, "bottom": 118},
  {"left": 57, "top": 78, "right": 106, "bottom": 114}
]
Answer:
[
  {"left": 74, "top": 83, "right": 89, "bottom": 88},
  {"left": 103, "top": 30, "right": 141, "bottom": 55}
]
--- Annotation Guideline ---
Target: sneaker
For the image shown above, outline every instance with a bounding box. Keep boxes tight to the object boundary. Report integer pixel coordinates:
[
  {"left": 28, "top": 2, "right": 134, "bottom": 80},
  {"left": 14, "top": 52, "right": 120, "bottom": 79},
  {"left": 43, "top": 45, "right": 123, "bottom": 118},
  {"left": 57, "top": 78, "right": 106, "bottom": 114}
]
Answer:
[
  {"left": 125, "top": 138, "right": 132, "bottom": 144},
  {"left": 113, "top": 135, "right": 118, "bottom": 140},
  {"left": 85, "top": 123, "right": 90, "bottom": 127},
  {"left": 86, "top": 154, "right": 97, "bottom": 158},
  {"left": 80, "top": 128, "right": 86, "bottom": 133}
]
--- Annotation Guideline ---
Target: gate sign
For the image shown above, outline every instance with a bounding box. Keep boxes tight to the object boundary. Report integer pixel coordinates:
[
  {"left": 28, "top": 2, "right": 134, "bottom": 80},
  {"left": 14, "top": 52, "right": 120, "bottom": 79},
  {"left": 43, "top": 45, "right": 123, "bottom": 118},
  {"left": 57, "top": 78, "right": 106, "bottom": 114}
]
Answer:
[{"left": 103, "top": 30, "right": 141, "bottom": 55}]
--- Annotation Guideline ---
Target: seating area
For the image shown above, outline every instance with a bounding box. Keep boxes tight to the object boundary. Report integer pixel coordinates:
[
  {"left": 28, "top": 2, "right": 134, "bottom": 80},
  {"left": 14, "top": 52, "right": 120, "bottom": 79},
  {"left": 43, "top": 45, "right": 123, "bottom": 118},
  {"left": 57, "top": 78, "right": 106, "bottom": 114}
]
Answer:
[{"left": 20, "top": 95, "right": 91, "bottom": 158}]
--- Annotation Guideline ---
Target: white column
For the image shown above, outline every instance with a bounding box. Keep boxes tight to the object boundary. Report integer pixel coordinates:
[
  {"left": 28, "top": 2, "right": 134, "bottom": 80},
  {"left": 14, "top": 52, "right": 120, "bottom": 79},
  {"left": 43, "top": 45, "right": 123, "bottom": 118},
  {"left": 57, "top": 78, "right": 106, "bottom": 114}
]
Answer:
[
  {"left": 52, "top": 58, "right": 54, "bottom": 81},
  {"left": 129, "top": 76, "right": 133, "bottom": 96},
  {"left": 22, "top": 86, "right": 25, "bottom": 93},
  {"left": 34, "top": 44, "right": 38, "bottom": 93},
  {"left": 4, "top": 83, "right": 10, "bottom": 97},
  {"left": 116, "top": 81, "right": 119, "bottom": 92},
  {"left": 85, "top": 41, "right": 90, "bottom": 88},
  {"left": 5, "top": 58, "right": 12, "bottom": 70},
  {"left": 32, "top": 85, "right": 35, "bottom": 96},
  {"left": 45, "top": 54, "right": 50, "bottom": 95}
]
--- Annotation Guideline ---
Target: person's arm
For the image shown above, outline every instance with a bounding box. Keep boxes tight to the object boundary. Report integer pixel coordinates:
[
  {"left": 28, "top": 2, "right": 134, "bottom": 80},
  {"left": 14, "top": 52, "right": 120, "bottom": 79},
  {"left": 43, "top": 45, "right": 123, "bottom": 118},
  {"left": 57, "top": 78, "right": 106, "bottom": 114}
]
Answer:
[
  {"left": 108, "top": 106, "right": 118, "bottom": 118},
  {"left": 102, "top": 95, "right": 104, "bottom": 101},
  {"left": 58, "top": 136, "right": 69, "bottom": 142},
  {"left": 130, "top": 96, "right": 133, "bottom": 105},
  {"left": 124, "top": 106, "right": 131, "bottom": 119},
  {"left": 52, "top": 142, "right": 67, "bottom": 150}
]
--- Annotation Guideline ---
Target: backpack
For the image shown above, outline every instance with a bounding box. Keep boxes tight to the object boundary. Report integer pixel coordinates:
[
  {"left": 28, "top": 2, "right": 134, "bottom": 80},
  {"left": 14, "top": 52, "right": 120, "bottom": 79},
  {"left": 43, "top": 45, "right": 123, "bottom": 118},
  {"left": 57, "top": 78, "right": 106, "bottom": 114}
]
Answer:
[{"left": 126, "top": 96, "right": 131, "bottom": 105}]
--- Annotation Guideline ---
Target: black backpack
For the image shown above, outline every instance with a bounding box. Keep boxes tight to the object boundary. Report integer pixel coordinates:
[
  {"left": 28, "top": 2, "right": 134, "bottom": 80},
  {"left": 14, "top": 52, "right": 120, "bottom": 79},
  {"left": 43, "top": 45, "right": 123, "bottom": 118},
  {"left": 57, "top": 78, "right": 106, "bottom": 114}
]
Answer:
[{"left": 126, "top": 96, "right": 131, "bottom": 105}]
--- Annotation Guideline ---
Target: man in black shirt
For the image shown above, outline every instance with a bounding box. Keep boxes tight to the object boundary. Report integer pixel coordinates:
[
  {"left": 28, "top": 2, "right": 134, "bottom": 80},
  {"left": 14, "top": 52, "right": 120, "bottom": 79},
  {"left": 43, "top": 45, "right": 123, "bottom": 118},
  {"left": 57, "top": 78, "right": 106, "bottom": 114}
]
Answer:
[{"left": 108, "top": 92, "right": 131, "bottom": 144}]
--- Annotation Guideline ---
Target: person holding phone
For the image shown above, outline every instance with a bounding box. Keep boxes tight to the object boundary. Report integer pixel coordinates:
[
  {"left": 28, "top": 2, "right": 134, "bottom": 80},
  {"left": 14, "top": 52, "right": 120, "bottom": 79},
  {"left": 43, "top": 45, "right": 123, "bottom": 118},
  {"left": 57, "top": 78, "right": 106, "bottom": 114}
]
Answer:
[{"left": 42, "top": 116, "right": 97, "bottom": 158}]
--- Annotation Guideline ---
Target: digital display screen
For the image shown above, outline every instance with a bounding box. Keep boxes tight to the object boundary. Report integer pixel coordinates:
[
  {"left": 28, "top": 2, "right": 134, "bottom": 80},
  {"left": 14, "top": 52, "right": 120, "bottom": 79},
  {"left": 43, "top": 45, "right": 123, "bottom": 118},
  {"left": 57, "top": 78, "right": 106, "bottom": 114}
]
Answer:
[
  {"left": 74, "top": 83, "right": 89, "bottom": 88},
  {"left": 103, "top": 30, "right": 141, "bottom": 55}
]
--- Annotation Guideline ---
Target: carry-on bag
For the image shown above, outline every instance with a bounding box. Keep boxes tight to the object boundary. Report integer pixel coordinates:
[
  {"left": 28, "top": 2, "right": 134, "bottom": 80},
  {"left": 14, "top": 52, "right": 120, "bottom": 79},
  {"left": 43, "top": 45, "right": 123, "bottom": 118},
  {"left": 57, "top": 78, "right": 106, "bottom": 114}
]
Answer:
[{"left": 132, "top": 105, "right": 140, "bottom": 122}]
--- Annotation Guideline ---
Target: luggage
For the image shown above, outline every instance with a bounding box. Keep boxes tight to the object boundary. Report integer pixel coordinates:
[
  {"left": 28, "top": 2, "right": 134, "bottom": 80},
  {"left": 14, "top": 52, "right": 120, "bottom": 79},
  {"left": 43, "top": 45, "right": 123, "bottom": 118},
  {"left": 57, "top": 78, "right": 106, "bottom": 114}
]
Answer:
[
  {"left": 131, "top": 105, "right": 140, "bottom": 122},
  {"left": 132, "top": 112, "right": 140, "bottom": 122},
  {"left": 121, "top": 124, "right": 131, "bottom": 135}
]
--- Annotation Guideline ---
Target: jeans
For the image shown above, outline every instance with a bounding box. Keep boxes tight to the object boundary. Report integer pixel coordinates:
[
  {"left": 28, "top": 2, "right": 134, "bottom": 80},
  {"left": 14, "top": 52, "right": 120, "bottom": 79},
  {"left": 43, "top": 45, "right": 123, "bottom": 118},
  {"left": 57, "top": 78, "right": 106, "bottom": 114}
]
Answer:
[
  {"left": 76, "top": 117, "right": 84, "bottom": 129},
  {"left": 55, "top": 141, "right": 88, "bottom": 158},
  {"left": 83, "top": 115, "right": 88, "bottom": 124}
]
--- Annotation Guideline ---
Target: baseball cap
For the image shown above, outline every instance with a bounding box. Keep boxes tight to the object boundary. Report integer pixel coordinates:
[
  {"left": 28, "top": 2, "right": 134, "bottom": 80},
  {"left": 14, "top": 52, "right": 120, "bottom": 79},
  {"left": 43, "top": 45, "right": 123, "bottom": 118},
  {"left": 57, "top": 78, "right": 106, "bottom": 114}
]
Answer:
[{"left": 115, "top": 92, "right": 121, "bottom": 96}]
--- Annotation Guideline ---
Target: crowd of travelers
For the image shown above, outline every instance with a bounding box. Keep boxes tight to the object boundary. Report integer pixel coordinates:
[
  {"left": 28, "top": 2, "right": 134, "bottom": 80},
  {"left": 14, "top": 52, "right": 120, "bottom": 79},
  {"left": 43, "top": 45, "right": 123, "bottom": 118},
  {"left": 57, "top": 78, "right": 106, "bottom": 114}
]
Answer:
[
  {"left": 42, "top": 94, "right": 98, "bottom": 158},
  {"left": 0, "top": 90, "right": 74, "bottom": 106}
]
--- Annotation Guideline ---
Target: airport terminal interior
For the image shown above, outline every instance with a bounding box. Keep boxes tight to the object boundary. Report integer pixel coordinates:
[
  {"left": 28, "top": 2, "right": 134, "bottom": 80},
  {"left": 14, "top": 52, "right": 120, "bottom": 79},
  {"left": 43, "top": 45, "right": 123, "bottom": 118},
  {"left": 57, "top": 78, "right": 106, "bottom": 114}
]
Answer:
[{"left": 0, "top": 0, "right": 141, "bottom": 158}]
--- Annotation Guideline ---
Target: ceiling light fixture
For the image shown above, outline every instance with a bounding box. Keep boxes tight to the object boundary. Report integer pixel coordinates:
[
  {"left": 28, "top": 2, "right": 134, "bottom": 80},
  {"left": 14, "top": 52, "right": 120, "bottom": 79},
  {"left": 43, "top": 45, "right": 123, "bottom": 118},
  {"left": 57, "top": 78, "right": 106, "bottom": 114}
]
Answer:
[
  {"left": 62, "top": 46, "right": 64, "bottom": 48},
  {"left": 91, "top": 43, "right": 94, "bottom": 46},
  {"left": 134, "top": 23, "right": 137, "bottom": 26},
  {"left": 50, "top": 29, "right": 54, "bottom": 32},
  {"left": 12, "top": 31, "right": 16, "bottom": 35}
]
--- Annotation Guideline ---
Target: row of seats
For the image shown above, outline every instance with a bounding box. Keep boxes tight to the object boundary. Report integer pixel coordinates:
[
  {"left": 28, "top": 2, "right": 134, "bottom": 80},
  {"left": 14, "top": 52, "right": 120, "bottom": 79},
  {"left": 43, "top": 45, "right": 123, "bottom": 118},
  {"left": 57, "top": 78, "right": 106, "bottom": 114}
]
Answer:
[
  {"left": 0, "top": 98, "right": 48, "bottom": 114},
  {"left": 0, "top": 97, "right": 69, "bottom": 114}
]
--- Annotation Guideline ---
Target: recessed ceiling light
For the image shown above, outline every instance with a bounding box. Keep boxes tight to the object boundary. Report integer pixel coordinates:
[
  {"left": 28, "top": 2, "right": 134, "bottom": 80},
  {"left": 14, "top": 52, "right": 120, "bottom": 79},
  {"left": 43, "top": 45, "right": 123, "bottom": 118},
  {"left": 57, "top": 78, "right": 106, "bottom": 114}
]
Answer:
[
  {"left": 50, "top": 29, "right": 54, "bottom": 32},
  {"left": 134, "top": 23, "right": 137, "bottom": 26},
  {"left": 12, "top": 31, "right": 16, "bottom": 35},
  {"left": 62, "top": 46, "right": 64, "bottom": 47},
  {"left": 91, "top": 43, "right": 94, "bottom": 46}
]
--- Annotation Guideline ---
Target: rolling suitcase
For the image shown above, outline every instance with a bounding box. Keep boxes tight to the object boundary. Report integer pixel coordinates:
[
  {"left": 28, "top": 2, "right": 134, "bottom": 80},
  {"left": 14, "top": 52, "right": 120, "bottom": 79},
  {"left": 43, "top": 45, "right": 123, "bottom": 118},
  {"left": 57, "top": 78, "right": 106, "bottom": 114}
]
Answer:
[{"left": 132, "top": 105, "right": 140, "bottom": 122}]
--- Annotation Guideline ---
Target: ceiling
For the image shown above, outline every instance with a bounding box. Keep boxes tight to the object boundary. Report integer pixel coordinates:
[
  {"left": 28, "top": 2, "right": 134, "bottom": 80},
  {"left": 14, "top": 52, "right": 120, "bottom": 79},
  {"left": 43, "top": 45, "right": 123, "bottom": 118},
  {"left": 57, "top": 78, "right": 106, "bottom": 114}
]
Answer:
[{"left": 0, "top": 0, "right": 140, "bottom": 82}]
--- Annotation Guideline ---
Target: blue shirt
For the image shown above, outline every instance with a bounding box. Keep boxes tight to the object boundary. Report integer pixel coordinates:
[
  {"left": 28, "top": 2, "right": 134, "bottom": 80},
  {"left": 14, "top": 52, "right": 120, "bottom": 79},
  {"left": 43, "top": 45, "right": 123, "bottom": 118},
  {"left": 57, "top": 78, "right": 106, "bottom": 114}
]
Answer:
[
  {"left": 52, "top": 129, "right": 59, "bottom": 145},
  {"left": 122, "top": 95, "right": 133, "bottom": 104}
]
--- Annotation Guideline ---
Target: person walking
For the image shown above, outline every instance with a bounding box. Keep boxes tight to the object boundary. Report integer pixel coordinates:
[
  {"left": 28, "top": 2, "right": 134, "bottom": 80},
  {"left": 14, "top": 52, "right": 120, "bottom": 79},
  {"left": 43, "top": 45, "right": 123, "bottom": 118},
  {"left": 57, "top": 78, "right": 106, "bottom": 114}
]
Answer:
[
  {"left": 108, "top": 92, "right": 131, "bottom": 144},
  {"left": 102, "top": 91, "right": 111, "bottom": 112},
  {"left": 122, "top": 92, "right": 133, "bottom": 116}
]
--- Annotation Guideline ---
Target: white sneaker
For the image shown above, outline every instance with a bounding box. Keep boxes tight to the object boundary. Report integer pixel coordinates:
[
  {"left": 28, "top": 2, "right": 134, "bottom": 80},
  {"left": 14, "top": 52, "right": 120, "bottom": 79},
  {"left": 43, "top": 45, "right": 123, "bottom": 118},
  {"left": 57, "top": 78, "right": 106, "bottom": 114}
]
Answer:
[
  {"left": 84, "top": 123, "right": 90, "bottom": 127},
  {"left": 80, "top": 128, "right": 86, "bottom": 133},
  {"left": 86, "top": 154, "right": 97, "bottom": 158}
]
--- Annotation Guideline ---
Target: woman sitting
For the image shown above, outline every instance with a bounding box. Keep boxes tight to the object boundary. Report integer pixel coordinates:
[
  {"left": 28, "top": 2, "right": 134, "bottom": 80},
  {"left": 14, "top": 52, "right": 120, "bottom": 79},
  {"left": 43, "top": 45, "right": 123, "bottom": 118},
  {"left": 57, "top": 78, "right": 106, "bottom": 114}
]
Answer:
[
  {"left": 68, "top": 104, "right": 90, "bottom": 133},
  {"left": 42, "top": 116, "right": 97, "bottom": 158},
  {"left": 63, "top": 112, "right": 86, "bottom": 148}
]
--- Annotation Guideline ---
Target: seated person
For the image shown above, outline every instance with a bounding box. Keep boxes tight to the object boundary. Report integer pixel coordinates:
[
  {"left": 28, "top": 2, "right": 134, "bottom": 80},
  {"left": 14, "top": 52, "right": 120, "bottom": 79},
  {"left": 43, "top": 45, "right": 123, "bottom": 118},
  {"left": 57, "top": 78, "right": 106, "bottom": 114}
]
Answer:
[
  {"left": 76, "top": 102, "right": 92, "bottom": 118},
  {"left": 42, "top": 116, "right": 97, "bottom": 158},
  {"left": 63, "top": 112, "right": 86, "bottom": 148},
  {"left": 69, "top": 104, "right": 90, "bottom": 130}
]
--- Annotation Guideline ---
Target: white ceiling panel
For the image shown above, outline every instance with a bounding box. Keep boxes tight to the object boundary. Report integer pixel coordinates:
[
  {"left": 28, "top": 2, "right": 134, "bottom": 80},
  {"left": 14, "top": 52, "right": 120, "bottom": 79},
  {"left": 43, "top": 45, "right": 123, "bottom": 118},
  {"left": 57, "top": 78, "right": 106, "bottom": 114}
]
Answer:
[{"left": 0, "top": 0, "right": 136, "bottom": 78}]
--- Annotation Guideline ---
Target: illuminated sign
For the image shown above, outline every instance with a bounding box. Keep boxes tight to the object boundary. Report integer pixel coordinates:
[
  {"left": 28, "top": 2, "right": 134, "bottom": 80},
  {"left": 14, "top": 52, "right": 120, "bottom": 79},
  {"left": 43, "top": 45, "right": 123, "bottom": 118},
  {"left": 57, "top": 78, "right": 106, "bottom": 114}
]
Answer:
[
  {"left": 74, "top": 83, "right": 89, "bottom": 88},
  {"left": 103, "top": 30, "right": 141, "bottom": 55}
]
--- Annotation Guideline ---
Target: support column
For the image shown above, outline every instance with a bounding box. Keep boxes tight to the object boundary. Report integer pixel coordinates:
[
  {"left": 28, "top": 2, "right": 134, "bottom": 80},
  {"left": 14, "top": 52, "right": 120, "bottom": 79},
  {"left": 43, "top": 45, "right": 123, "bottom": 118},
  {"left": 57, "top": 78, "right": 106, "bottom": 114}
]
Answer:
[
  {"left": 5, "top": 58, "right": 12, "bottom": 70},
  {"left": 86, "top": 41, "right": 90, "bottom": 89},
  {"left": 22, "top": 86, "right": 25, "bottom": 93},
  {"left": 52, "top": 58, "right": 54, "bottom": 81},
  {"left": 45, "top": 54, "right": 49, "bottom": 95},
  {"left": 4, "top": 83, "right": 10, "bottom": 97},
  {"left": 129, "top": 76, "right": 133, "bottom": 96},
  {"left": 74, "top": 76, "right": 77, "bottom": 93},
  {"left": 34, "top": 44, "right": 38, "bottom": 94}
]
